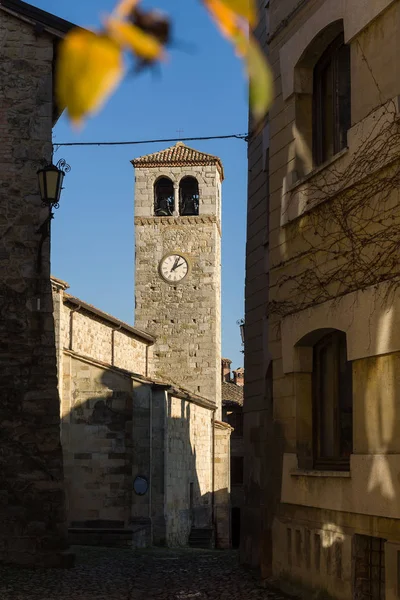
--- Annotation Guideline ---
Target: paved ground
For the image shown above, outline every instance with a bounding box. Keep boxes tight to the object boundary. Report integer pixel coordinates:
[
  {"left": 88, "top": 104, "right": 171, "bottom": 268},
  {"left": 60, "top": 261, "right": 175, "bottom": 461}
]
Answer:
[{"left": 0, "top": 546, "right": 286, "bottom": 600}]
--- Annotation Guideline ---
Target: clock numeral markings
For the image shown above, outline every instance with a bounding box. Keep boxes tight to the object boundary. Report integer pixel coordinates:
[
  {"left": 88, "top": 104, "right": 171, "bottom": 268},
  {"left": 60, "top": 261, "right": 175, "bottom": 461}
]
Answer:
[{"left": 160, "top": 254, "right": 188, "bottom": 282}]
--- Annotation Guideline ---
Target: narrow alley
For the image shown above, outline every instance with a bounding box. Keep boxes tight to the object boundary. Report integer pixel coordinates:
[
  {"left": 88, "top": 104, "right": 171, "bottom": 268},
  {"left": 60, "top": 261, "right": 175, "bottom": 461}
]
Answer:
[{"left": 0, "top": 546, "right": 287, "bottom": 600}]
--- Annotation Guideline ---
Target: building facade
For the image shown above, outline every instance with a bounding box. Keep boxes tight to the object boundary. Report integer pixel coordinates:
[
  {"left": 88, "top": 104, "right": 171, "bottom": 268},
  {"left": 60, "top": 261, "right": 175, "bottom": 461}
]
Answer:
[
  {"left": 0, "top": 0, "right": 75, "bottom": 567},
  {"left": 221, "top": 359, "right": 244, "bottom": 548},
  {"left": 53, "top": 142, "right": 231, "bottom": 550},
  {"left": 243, "top": 0, "right": 400, "bottom": 598}
]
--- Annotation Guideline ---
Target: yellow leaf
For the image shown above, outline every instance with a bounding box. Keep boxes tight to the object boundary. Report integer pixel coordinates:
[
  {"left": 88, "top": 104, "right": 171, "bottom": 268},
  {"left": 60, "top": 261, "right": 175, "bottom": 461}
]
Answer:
[
  {"left": 204, "top": 0, "right": 272, "bottom": 129},
  {"left": 114, "top": 0, "right": 140, "bottom": 19},
  {"left": 246, "top": 35, "right": 273, "bottom": 130},
  {"left": 219, "top": 0, "right": 256, "bottom": 26},
  {"left": 56, "top": 29, "right": 124, "bottom": 126},
  {"left": 204, "top": 0, "right": 238, "bottom": 39},
  {"left": 106, "top": 17, "right": 164, "bottom": 61}
]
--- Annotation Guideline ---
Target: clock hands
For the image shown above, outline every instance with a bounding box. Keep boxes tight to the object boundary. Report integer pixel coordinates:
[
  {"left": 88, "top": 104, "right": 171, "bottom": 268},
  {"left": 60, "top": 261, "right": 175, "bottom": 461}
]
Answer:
[
  {"left": 170, "top": 258, "right": 185, "bottom": 272},
  {"left": 170, "top": 257, "right": 179, "bottom": 272}
]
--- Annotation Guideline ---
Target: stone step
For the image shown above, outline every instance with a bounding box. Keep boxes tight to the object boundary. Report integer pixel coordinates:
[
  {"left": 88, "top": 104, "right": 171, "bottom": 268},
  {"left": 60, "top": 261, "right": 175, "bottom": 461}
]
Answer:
[{"left": 188, "top": 528, "right": 213, "bottom": 549}]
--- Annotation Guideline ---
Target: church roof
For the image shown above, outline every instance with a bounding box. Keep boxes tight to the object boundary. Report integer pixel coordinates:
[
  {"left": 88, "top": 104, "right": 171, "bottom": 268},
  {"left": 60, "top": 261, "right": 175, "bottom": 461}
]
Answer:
[{"left": 132, "top": 141, "right": 224, "bottom": 180}]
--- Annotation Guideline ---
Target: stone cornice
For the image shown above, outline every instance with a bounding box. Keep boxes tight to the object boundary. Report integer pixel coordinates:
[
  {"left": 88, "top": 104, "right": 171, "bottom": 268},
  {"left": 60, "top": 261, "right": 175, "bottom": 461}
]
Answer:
[
  {"left": 214, "top": 420, "right": 233, "bottom": 431},
  {"left": 135, "top": 215, "right": 221, "bottom": 236}
]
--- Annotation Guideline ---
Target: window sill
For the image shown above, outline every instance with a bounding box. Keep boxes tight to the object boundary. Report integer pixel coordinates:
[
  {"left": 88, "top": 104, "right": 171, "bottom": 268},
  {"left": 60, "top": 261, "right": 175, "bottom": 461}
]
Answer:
[
  {"left": 280, "top": 147, "right": 349, "bottom": 227},
  {"left": 290, "top": 468, "right": 351, "bottom": 478},
  {"left": 288, "top": 147, "right": 349, "bottom": 195}
]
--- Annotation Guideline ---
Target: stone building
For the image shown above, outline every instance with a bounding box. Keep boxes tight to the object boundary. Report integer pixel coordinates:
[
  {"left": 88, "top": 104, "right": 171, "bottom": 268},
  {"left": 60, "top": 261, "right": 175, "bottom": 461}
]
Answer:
[
  {"left": 243, "top": 0, "right": 400, "bottom": 598},
  {"left": 221, "top": 359, "right": 244, "bottom": 548},
  {"left": 53, "top": 142, "right": 231, "bottom": 549},
  {"left": 0, "top": 0, "right": 75, "bottom": 567}
]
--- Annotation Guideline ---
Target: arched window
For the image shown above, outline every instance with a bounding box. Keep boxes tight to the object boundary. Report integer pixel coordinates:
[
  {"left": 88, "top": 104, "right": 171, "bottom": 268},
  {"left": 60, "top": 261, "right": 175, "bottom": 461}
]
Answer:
[
  {"left": 313, "top": 32, "right": 351, "bottom": 166},
  {"left": 179, "top": 177, "right": 199, "bottom": 216},
  {"left": 313, "top": 330, "right": 352, "bottom": 469},
  {"left": 154, "top": 177, "right": 174, "bottom": 216}
]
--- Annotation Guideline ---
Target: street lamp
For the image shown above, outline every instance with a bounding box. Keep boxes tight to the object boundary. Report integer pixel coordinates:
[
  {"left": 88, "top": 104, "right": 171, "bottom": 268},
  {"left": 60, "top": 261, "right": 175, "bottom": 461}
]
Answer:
[
  {"left": 36, "top": 158, "right": 70, "bottom": 273},
  {"left": 237, "top": 318, "right": 245, "bottom": 352},
  {"left": 37, "top": 158, "right": 70, "bottom": 210}
]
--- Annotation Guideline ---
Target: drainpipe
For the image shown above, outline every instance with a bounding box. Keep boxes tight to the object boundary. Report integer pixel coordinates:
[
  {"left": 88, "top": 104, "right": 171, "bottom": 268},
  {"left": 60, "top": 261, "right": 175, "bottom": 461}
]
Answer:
[
  {"left": 111, "top": 325, "right": 122, "bottom": 366},
  {"left": 211, "top": 409, "right": 216, "bottom": 530},
  {"left": 149, "top": 385, "right": 153, "bottom": 544}
]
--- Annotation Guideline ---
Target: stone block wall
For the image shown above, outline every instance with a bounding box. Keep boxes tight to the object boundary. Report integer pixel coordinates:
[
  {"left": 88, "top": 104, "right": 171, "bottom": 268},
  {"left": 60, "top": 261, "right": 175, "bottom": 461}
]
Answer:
[
  {"left": 165, "top": 396, "right": 213, "bottom": 546},
  {"left": 244, "top": 0, "right": 400, "bottom": 594},
  {"left": 214, "top": 421, "right": 232, "bottom": 549},
  {"left": 61, "top": 356, "right": 134, "bottom": 531},
  {"left": 0, "top": 10, "right": 69, "bottom": 567},
  {"left": 134, "top": 216, "right": 221, "bottom": 415},
  {"left": 51, "top": 283, "right": 150, "bottom": 379},
  {"left": 242, "top": 0, "right": 273, "bottom": 574},
  {"left": 134, "top": 160, "right": 222, "bottom": 419},
  {"left": 134, "top": 164, "right": 220, "bottom": 219}
]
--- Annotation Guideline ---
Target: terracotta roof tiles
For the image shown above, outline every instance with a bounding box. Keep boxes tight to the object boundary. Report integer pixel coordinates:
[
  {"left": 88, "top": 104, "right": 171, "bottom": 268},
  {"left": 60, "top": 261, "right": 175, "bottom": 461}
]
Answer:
[
  {"left": 222, "top": 381, "right": 243, "bottom": 406},
  {"left": 132, "top": 142, "right": 224, "bottom": 180}
]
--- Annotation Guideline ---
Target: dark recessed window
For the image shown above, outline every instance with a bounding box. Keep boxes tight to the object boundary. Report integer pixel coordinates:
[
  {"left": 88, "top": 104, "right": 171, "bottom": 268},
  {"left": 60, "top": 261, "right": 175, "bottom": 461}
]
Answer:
[
  {"left": 226, "top": 410, "right": 243, "bottom": 437},
  {"left": 313, "top": 33, "right": 351, "bottom": 166},
  {"left": 231, "top": 456, "right": 244, "bottom": 485},
  {"left": 313, "top": 330, "right": 352, "bottom": 470},
  {"left": 179, "top": 177, "right": 199, "bottom": 216},
  {"left": 154, "top": 177, "right": 174, "bottom": 216}
]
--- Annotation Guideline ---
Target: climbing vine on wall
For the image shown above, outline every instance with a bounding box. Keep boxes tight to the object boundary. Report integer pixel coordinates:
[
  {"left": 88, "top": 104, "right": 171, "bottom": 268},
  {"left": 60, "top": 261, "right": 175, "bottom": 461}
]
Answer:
[{"left": 269, "top": 96, "right": 400, "bottom": 319}]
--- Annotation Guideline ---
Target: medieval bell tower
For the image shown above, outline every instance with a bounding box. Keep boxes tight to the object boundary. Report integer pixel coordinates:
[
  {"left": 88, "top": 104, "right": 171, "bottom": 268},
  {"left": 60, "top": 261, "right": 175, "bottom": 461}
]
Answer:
[{"left": 132, "top": 142, "right": 223, "bottom": 416}]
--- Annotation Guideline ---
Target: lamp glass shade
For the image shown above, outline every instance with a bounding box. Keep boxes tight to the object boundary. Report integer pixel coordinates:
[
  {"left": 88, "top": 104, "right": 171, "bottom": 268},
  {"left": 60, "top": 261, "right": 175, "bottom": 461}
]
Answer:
[
  {"left": 240, "top": 323, "right": 245, "bottom": 344},
  {"left": 37, "top": 164, "right": 64, "bottom": 205}
]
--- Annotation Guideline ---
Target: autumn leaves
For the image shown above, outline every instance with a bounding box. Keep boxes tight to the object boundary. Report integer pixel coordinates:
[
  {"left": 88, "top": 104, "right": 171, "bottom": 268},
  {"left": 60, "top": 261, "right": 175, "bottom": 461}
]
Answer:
[{"left": 56, "top": 0, "right": 273, "bottom": 130}]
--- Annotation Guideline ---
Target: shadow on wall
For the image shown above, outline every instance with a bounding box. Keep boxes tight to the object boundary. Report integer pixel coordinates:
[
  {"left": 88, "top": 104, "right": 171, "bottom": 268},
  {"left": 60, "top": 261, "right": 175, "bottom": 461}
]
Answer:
[
  {"left": 60, "top": 363, "right": 227, "bottom": 549},
  {"left": 272, "top": 303, "right": 399, "bottom": 598},
  {"left": 241, "top": 362, "right": 285, "bottom": 577}
]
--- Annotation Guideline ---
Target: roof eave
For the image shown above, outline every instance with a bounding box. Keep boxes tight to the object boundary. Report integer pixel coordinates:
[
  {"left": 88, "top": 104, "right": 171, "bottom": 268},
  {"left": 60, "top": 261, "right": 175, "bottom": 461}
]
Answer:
[{"left": 0, "top": 0, "right": 77, "bottom": 37}]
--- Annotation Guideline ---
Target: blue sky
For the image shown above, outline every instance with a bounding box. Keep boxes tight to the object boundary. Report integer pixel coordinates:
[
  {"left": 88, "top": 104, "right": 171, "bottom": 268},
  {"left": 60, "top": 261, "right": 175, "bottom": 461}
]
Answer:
[{"left": 32, "top": 0, "right": 247, "bottom": 370}]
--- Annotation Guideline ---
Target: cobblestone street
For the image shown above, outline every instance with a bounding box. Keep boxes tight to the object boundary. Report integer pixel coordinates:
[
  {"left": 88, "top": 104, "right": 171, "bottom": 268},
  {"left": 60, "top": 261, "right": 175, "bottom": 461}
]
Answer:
[{"left": 0, "top": 546, "right": 286, "bottom": 600}]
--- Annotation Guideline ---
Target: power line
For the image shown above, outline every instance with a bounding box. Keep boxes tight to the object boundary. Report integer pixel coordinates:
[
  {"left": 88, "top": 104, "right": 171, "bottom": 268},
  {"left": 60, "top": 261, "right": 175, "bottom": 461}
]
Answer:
[{"left": 53, "top": 133, "right": 249, "bottom": 149}]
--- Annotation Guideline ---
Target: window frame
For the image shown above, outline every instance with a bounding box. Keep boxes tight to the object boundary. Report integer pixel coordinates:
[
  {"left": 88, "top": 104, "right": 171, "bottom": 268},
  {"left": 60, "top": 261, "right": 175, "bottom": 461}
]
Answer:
[
  {"left": 312, "top": 330, "right": 353, "bottom": 471},
  {"left": 312, "top": 32, "right": 351, "bottom": 167}
]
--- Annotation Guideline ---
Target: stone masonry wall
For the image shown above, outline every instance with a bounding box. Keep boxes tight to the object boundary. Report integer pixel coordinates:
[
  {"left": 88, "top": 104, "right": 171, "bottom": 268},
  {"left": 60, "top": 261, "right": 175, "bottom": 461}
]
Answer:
[
  {"left": 241, "top": 0, "right": 277, "bottom": 576},
  {"left": 134, "top": 162, "right": 222, "bottom": 419},
  {"left": 165, "top": 396, "right": 213, "bottom": 546},
  {"left": 61, "top": 355, "right": 134, "bottom": 531},
  {"left": 51, "top": 286, "right": 150, "bottom": 379},
  {"left": 214, "top": 421, "right": 231, "bottom": 549},
  {"left": 0, "top": 11, "right": 69, "bottom": 566}
]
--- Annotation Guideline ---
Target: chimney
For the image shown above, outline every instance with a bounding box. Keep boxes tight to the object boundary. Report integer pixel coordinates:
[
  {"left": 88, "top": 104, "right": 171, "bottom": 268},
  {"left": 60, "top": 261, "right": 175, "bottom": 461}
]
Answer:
[
  {"left": 233, "top": 367, "right": 244, "bottom": 387},
  {"left": 221, "top": 358, "right": 232, "bottom": 383}
]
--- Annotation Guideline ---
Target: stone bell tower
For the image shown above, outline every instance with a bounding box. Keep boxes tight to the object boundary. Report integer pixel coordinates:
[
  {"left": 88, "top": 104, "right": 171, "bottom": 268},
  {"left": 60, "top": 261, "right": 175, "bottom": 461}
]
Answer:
[{"left": 132, "top": 142, "right": 223, "bottom": 416}]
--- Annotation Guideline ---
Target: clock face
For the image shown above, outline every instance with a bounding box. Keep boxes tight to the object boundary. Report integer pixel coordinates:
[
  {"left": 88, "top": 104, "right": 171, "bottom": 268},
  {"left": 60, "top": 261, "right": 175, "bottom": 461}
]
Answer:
[{"left": 159, "top": 253, "right": 189, "bottom": 283}]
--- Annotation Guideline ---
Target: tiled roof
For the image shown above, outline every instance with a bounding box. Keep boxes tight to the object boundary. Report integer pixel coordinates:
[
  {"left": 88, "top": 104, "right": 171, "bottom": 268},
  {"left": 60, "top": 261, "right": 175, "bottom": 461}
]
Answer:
[
  {"left": 222, "top": 381, "right": 243, "bottom": 406},
  {"left": 132, "top": 142, "right": 224, "bottom": 180}
]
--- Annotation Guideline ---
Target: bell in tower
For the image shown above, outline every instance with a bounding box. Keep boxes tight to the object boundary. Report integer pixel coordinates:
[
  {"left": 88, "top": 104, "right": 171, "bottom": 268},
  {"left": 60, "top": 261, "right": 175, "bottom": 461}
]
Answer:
[
  {"left": 179, "top": 176, "right": 199, "bottom": 216},
  {"left": 154, "top": 177, "right": 174, "bottom": 216}
]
